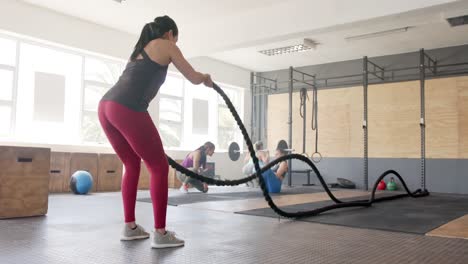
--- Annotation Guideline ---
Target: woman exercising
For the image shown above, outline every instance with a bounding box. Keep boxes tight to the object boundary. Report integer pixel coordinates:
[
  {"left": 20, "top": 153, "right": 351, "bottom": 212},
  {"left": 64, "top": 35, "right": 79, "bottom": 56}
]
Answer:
[
  {"left": 98, "top": 15, "right": 213, "bottom": 249},
  {"left": 261, "top": 144, "right": 288, "bottom": 193},
  {"left": 242, "top": 141, "right": 269, "bottom": 187},
  {"left": 177, "top": 142, "right": 216, "bottom": 193}
]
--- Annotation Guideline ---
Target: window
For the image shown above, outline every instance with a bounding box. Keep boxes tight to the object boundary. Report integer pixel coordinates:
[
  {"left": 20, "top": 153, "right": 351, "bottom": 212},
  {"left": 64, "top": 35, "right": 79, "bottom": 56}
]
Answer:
[
  {"left": 158, "top": 74, "right": 184, "bottom": 148},
  {"left": 183, "top": 82, "right": 218, "bottom": 150},
  {"left": 157, "top": 75, "right": 244, "bottom": 151},
  {"left": 0, "top": 37, "right": 16, "bottom": 66},
  {"left": 10, "top": 39, "right": 124, "bottom": 145},
  {"left": 217, "top": 86, "right": 243, "bottom": 151},
  {"left": 192, "top": 99, "right": 209, "bottom": 134},
  {"left": 84, "top": 57, "right": 122, "bottom": 84},
  {"left": 0, "top": 31, "right": 245, "bottom": 150},
  {"left": 82, "top": 57, "right": 125, "bottom": 144},
  {"left": 15, "top": 43, "right": 82, "bottom": 144},
  {"left": 0, "top": 36, "right": 16, "bottom": 137},
  {"left": 33, "top": 72, "right": 66, "bottom": 122},
  {"left": 0, "top": 69, "right": 14, "bottom": 101},
  {"left": 82, "top": 83, "right": 111, "bottom": 144},
  {"left": 159, "top": 96, "right": 183, "bottom": 147},
  {"left": 160, "top": 75, "right": 183, "bottom": 97},
  {"left": 218, "top": 106, "right": 237, "bottom": 150},
  {"left": 0, "top": 105, "right": 11, "bottom": 136},
  {"left": 0, "top": 33, "right": 126, "bottom": 146}
]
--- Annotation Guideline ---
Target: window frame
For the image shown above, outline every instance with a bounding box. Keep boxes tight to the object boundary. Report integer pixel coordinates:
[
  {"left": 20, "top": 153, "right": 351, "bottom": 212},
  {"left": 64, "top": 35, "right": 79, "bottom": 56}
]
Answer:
[
  {"left": 0, "top": 34, "right": 19, "bottom": 138},
  {"left": 158, "top": 73, "right": 185, "bottom": 149},
  {"left": 216, "top": 84, "right": 244, "bottom": 152},
  {"left": 80, "top": 55, "right": 126, "bottom": 146}
]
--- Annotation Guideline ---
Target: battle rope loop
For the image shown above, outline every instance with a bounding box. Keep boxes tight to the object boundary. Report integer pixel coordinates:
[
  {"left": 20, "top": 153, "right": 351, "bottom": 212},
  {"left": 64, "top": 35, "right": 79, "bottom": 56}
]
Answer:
[{"left": 166, "top": 83, "right": 429, "bottom": 218}]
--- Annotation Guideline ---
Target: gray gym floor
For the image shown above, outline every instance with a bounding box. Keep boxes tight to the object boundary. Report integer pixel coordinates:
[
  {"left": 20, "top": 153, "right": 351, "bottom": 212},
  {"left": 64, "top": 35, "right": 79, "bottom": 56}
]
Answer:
[{"left": 1, "top": 189, "right": 467, "bottom": 264}]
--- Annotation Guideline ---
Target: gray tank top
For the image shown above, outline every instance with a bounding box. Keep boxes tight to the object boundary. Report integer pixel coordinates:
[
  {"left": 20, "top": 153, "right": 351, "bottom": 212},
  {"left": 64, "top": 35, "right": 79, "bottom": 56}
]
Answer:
[{"left": 101, "top": 49, "right": 168, "bottom": 112}]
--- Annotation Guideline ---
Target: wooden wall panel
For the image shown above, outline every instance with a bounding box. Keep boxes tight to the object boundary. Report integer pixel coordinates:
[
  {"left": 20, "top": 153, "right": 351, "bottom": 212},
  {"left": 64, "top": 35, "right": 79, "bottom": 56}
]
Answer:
[
  {"left": 0, "top": 146, "right": 50, "bottom": 219},
  {"left": 426, "top": 78, "right": 459, "bottom": 158},
  {"left": 267, "top": 76, "right": 466, "bottom": 159},
  {"left": 319, "top": 104, "right": 350, "bottom": 156},
  {"left": 312, "top": 87, "right": 362, "bottom": 158},
  {"left": 49, "top": 152, "right": 71, "bottom": 193},
  {"left": 97, "top": 154, "right": 123, "bottom": 192},
  {"left": 368, "top": 81, "right": 420, "bottom": 158},
  {"left": 69, "top": 153, "right": 99, "bottom": 192},
  {"left": 458, "top": 77, "right": 468, "bottom": 158},
  {"left": 291, "top": 91, "right": 307, "bottom": 154},
  {"left": 267, "top": 93, "right": 289, "bottom": 152},
  {"left": 268, "top": 87, "right": 362, "bottom": 158},
  {"left": 348, "top": 87, "right": 365, "bottom": 157}
]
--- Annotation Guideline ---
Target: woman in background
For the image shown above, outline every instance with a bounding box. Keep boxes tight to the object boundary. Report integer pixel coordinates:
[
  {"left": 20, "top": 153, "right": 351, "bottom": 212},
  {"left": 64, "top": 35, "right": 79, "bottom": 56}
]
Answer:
[
  {"left": 178, "top": 142, "right": 216, "bottom": 193},
  {"left": 242, "top": 141, "right": 269, "bottom": 187}
]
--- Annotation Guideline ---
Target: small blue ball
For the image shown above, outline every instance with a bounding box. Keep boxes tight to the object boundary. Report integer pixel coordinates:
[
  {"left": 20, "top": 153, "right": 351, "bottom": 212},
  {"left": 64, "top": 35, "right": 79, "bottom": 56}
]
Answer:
[{"left": 70, "top": 170, "right": 93, "bottom": 195}]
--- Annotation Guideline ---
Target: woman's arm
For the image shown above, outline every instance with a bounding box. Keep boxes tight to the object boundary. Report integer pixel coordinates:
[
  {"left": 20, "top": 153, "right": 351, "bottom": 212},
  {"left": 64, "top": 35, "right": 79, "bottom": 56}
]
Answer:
[
  {"left": 243, "top": 153, "right": 251, "bottom": 163},
  {"left": 192, "top": 150, "right": 202, "bottom": 173},
  {"left": 275, "top": 161, "right": 288, "bottom": 181},
  {"left": 169, "top": 43, "right": 213, "bottom": 87},
  {"left": 261, "top": 151, "right": 270, "bottom": 164}
]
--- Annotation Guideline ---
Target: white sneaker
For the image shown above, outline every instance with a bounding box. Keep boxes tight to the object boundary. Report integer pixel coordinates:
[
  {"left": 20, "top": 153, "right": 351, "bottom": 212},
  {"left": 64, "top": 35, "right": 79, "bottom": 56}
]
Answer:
[
  {"left": 151, "top": 230, "right": 185, "bottom": 249},
  {"left": 179, "top": 184, "right": 189, "bottom": 194},
  {"left": 121, "top": 224, "right": 150, "bottom": 241}
]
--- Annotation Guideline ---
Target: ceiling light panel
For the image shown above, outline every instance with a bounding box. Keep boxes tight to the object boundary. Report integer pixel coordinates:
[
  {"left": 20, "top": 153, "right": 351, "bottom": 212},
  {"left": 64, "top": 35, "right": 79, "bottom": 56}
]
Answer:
[{"left": 258, "top": 44, "right": 313, "bottom": 56}]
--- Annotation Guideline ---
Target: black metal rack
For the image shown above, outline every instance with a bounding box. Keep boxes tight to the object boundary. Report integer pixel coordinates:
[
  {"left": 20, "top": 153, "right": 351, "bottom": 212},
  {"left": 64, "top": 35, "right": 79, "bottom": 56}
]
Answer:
[{"left": 251, "top": 48, "right": 468, "bottom": 189}]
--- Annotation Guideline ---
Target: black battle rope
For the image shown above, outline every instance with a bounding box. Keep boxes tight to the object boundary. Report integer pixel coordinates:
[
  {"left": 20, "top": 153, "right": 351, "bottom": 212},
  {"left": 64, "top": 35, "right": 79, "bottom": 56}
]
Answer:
[{"left": 166, "top": 83, "right": 429, "bottom": 218}]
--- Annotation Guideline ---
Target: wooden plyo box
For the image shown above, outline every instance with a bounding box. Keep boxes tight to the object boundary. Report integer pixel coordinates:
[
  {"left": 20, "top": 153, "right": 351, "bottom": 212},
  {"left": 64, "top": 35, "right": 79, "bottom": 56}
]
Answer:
[
  {"left": 0, "top": 146, "right": 51, "bottom": 219},
  {"left": 97, "top": 154, "right": 123, "bottom": 192},
  {"left": 49, "top": 152, "right": 71, "bottom": 193},
  {"left": 69, "top": 153, "right": 98, "bottom": 192},
  {"left": 137, "top": 159, "right": 183, "bottom": 190}
]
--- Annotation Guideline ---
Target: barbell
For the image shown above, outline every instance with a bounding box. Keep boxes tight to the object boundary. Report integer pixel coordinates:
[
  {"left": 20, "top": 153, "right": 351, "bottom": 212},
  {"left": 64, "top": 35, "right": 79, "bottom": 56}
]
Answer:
[
  {"left": 228, "top": 141, "right": 242, "bottom": 161},
  {"left": 228, "top": 141, "right": 322, "bottom": 162},
  {"left": 228, "top": 140, "right": 308, "bottom": 162}
]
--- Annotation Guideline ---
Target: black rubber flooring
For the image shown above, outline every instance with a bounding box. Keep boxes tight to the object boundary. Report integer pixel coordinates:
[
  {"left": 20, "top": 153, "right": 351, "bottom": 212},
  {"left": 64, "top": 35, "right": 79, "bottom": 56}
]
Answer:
[
  {"left": 138, "top": 186, "right": 325, "bottom": 206},
  {"left": 1, "top": 192, "right": 468, "bottom": 264},
  {"left": 236, "top": 193, "right": 468, "bottom": 234}
]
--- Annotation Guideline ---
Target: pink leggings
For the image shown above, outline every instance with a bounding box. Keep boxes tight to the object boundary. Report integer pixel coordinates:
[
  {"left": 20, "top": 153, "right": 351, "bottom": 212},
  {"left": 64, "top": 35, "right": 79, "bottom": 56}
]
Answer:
[{"left": 98, "top": 100, "right": 168, "bottom": 229}]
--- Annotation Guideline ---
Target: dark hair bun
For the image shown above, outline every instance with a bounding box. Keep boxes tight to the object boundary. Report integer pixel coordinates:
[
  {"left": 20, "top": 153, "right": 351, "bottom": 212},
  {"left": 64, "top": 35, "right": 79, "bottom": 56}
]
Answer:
[
  {"left": 154, "top": 15, "right": 169, "bottom": 24},
  {"left": 277, "top": 140, "right": 288, "bottom": 151}
]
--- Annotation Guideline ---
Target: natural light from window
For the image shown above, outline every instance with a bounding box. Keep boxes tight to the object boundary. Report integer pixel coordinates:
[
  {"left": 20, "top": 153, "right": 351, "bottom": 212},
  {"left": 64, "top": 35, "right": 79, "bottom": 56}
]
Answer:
[{"left": 0, "top": 33, "right": 244, "bottom": 152}]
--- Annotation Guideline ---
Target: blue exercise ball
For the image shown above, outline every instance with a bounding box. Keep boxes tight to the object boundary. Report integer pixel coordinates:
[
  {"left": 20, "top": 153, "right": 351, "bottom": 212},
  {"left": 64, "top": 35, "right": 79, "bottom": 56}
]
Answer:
[{"left": 70, "top": 170, "right": 93, "bottom": 195}]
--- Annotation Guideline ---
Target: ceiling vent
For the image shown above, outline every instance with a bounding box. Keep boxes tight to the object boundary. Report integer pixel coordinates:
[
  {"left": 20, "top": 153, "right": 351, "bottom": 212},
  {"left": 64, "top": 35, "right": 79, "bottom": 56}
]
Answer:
[
  {"left": 447, "top": 15, "right": 468, "bottom": 27},
  {"left": 258, "top": 38, "right": 319, "bottom": 56}
]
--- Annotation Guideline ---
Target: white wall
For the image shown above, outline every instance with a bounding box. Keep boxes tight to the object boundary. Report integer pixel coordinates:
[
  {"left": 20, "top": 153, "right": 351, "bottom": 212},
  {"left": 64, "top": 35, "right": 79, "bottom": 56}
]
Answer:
[{"left": 0, "top": 0, "right": 252, "bottom": 181}]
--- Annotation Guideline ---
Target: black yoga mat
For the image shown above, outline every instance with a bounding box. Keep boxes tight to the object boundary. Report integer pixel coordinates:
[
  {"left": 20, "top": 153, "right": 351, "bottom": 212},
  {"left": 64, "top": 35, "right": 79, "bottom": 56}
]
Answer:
[{"left": 236, "top": 193, "right": 468, "bottom": 234}]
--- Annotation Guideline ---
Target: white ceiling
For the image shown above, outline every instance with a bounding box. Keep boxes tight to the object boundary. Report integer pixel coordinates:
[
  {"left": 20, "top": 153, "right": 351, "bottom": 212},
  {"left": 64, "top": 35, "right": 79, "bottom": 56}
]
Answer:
[
  {"left": 213, "top": 1, "right": 468, "bottom": 71},
  {"left": 20, "top": 0, "right": 468, "bottom": 71}
]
